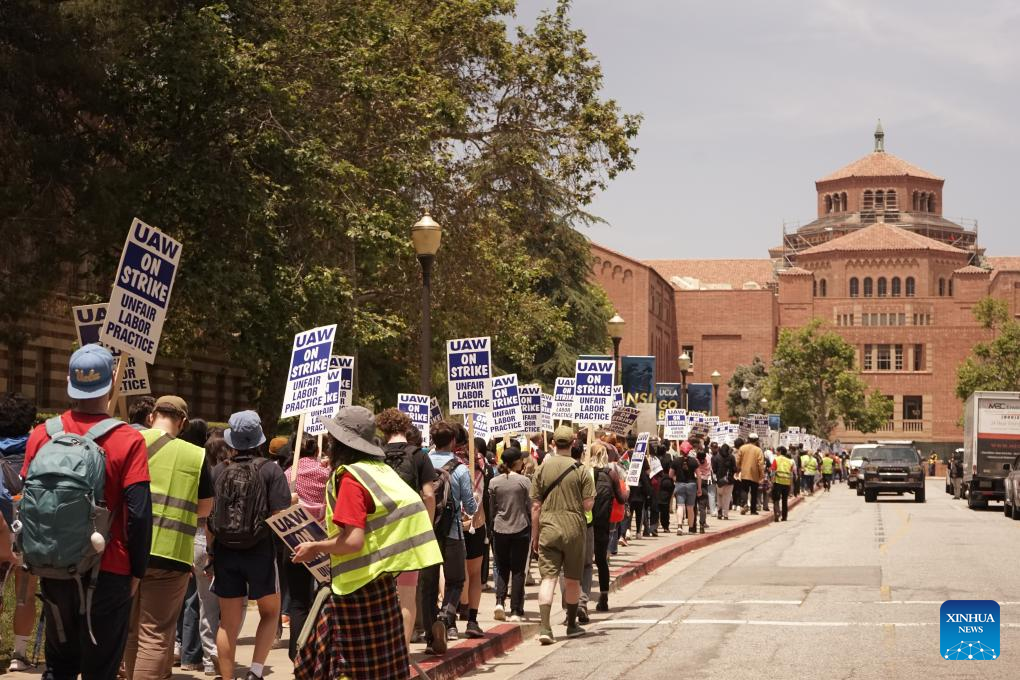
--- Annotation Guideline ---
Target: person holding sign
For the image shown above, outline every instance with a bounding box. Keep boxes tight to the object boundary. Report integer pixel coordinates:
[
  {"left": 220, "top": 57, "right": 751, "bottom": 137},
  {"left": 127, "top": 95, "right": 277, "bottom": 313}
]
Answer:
[
  {"left": 530, "top": 426, "right": 595, "bottom": 645},
  {"left": 292, "top": 407, "right": 441, "bottom": 680}
]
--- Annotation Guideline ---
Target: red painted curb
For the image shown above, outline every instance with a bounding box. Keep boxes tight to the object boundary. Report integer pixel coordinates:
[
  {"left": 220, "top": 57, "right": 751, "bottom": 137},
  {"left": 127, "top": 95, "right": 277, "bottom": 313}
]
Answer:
[{"left": 412, "top": 494, "right": 805, "bottom": 679}]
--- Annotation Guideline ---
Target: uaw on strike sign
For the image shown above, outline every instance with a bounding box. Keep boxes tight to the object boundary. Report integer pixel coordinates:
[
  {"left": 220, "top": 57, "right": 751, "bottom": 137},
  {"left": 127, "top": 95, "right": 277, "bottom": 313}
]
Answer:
[
  {"left": 73, "top": 304, "right": 151, "bottom": 396},
  {"left": 100, "top": 219, "right": 182, "bottom": 363},
  {"left": 281, "top": 325, "right": 338, "bottom": 419},
  {"left": 447, "top": 336, "right": 492, "bottom": 415}
]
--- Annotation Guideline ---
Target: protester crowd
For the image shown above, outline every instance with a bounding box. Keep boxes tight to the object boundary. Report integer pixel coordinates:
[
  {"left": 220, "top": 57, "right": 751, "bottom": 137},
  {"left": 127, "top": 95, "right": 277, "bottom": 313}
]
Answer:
[{"left": 0, "top": 344, "right": 845, "bottom": 679}]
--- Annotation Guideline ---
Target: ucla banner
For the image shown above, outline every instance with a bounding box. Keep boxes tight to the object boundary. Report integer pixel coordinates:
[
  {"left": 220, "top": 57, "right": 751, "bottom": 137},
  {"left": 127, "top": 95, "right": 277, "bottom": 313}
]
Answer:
[
  {"left": 687, "top": 383, "right": 713, "bottom": 414},
  {"left": 621, "top": 356, "right": 656, "bottom": 407}
]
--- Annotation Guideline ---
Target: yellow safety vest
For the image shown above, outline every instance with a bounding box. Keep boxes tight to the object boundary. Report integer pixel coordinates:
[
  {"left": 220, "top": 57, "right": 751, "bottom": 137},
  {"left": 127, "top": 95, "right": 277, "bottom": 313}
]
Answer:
[
  {"left": 801, "top": 454, "right": 817, "bottom": 474},
  {"left": 326, "top": 460, "right": 442, "bottom": 596},
  {"left": 821, "top": 457, "right": 834, "bottom": 474},
  {"left": 141, "top": 429, "right": 204, "bottom": 565},
  {"left": 774, "top": 456, "right": 793, "bottom": 486}
]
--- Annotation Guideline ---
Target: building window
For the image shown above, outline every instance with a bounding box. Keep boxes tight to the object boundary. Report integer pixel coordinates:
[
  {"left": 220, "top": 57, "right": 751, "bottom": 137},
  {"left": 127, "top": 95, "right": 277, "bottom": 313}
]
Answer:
[
  {"left": 863, "top": 190, "right": 874, "bottom": 211},
  {"left": 850, "top": 277, "right": 859, "bottom": 297},
  {"left": 903, "top": 395, "right": 923, "bottom": 421},
  {"left": 863, "top": 277, "right": 873, "bottom": 297},
  {"left": 877, "top": 345, "right": 891, "bottom": 370},
  {"left": 863, "top": 345, "right": 873, "bottom": 371},
  {"left": 891, "top": 277, "right": 901, "bottom": 297},
  {"left": 825, "top": 195, "right": 832, "bottom": 213},
  {"left": 841, "top": 192, "right": 848, "bottom": 211},
  {"left": 928, "top": 194, "right": 936, "bottom": 213},
  {"left": 948, "top": 279, "right": 954, "bottom": 297},
  {"left": 875, "top": 190, "right": 885, "bottom": 211},
  {"left": 895, "top": 344, "right": 904, "bottom": 370},
  {"left": 938, "top": 278, "right": 945, "bottom": 296},
  {"left": 913, "top": 344, "right": 923, "bottom": 371},
  {"left": 813, "top": 279, "right": 818, "bottom": 296},
  {"left": 819, "top": 279, "right": 827, "bottom": 297},
  {"left": 906, "top": 277, "right": 915, "bottom": 297},
  {"left": 887, "top": 189, "right": 897, "bottom": 211},
  {"left": 682, "top": 345, "right": 695, "bottom": 369},
  {"left": 898, "top": 313, "right": 906, "bottom": 325},
  {"left": 877, "top": 277, "right": 887, "bottom": 297}
]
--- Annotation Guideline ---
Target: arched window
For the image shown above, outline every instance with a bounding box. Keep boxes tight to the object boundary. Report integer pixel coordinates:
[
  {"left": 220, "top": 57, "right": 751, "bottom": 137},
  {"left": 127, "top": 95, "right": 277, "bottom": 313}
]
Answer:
[
  {"left": 906, "top": 277, "right": 916, "bottom": 297},
  {"left": 949, "top": 279, "right": 954, "bottom": 297},
  {"left": 912, "top": 191, "right": 919, "bottom": 211},
  {"left": 891, "top": 277, "right": 901, "bottom": 297},
  {"left": 825, "top": 195, "right": 832, "bottom": 213},
  {"left": 863, "top": 190, "right": 874, "bottom": 211},
  {"left": 820, "top": 279, "right": 827, "bottom": 297},
  {"left": 877, "top": 277, "right": 887, "bottom": 297},
  {"left": 887, "top": 189, "right": 897, "bottom": 210},
  {"left": 841, "top": 192, "right": 848, "bottom": 212},
  {"left": 813, "top": 279, "right": 818, "bottom": 296},
  {"left": 938, "top": 278, "right": 946, "bottom": 296},
  {"left": 928, "top": 194, "right": 936, "bottom": 213},
  {"left": 864, "top": 277, "right": 874, "bottom": 297},
  {"left": 850, "top": 277, "right": 860, "bottom": 298},
  {"left": 875, "top": 190, "right": 885, "bottom": 210}
]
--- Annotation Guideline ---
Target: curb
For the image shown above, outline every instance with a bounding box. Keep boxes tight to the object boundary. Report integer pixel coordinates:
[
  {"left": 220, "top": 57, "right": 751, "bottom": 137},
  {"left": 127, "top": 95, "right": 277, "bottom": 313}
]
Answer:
[{"left": 411, "top": 495, "right": 805, "bottom": 679}]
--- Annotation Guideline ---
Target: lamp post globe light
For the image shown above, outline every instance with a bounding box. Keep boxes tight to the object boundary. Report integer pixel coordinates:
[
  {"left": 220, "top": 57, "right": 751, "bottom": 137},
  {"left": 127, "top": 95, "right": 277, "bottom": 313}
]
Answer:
[
  {"left": 608, "top": 313, "right": 626, "bottom": 383},
  {"left": 710, "top": 370, "right": 721, "bottom": 417},
  {"left": 678, "top": 352, "right": 691, "bottom": 411},
  {"left": 412, "top": 211, "right": 442, "bottom": 395},
  {"left": 760, "top": 397, "right": 769, "bottom": 411}
]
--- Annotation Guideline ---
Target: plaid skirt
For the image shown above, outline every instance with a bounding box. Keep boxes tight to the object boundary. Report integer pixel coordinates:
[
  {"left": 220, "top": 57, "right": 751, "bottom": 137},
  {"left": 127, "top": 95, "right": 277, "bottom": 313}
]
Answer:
[{"left": 295, "top": 574, "right": 409, "bottom": 680}]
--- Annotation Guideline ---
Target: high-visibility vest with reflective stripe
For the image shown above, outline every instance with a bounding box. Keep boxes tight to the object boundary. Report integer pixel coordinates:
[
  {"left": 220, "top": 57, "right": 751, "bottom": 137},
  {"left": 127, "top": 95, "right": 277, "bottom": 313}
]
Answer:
[
  {"left": 141, "top": 429, "right": 204, "bottom": 565},
  {"left": 774, "top": 456, "right": 793, "bottom": 486},
  {"left": 821, "top": 457, "right": 834, "bottom": 474},
  {"left": 326, "top": 460, "right": 442, "bottom": 596},
  {"left": 801, "top": 454, "right": 817, "bottom": 474}
]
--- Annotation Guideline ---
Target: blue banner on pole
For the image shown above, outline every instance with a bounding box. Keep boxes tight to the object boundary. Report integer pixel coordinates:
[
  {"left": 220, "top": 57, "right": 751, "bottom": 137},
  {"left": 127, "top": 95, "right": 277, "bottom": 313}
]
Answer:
[{"left": 621, "top": 356, "right": 656, "bottom": 407}]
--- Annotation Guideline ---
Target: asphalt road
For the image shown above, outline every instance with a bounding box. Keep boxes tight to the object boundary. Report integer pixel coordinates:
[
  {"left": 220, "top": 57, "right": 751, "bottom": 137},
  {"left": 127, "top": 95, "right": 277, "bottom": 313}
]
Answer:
[{"left": 468, "top": 479, "right": 1020, "bottom": 679}]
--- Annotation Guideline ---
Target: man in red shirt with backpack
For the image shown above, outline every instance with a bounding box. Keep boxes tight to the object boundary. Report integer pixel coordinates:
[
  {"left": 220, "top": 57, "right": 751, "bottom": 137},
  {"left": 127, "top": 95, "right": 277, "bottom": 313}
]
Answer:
[{"left": 20, "top": 344, "right": 152, "bottom": 680}]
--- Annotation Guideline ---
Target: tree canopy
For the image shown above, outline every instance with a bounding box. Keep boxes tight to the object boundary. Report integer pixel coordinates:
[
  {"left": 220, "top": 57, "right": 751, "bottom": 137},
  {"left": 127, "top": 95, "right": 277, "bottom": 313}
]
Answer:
[
  {"left": 1, "top": 0, "right": 640, "bottom": 419},
  {"left": 726, "top": 356, "right": 769, "bottom": 419},
  {"left": 956, "top": 297, "right": 1020, "bottom": 399},
  {"left": 763, "top": 320, "right": 891, "bottom": 439}
]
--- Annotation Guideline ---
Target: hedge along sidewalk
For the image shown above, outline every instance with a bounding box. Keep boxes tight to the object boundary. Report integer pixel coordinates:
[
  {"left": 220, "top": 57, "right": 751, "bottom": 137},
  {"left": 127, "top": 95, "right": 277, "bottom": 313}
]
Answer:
[{"left": 410, "top": 494, "right": 807, "bottom": 680}]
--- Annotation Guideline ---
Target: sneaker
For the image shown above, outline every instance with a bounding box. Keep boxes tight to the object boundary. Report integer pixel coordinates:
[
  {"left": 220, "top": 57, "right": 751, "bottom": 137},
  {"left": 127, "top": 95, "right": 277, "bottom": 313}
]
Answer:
[
  {"left": 430, "top": 620, "right": 448, "bottom": 654},
  {"left": 447, "top": 625, "right": 459, "bottom": 641},
  {"left": 539, "top": 628, "right": 555, "bottom": 645},
  {"left": 183, "top": 663, "right": 204, "bottom": 671},
  {"left": 281, "top": 614, "right": 291, "bottom": 626},
  {"left": 465, "top": 621, "right": 485, "bottom": 639},
  {"left": 565, "top": 623, "right": 586, "bottom": 638},
  {"left": 577, "top": 607, "right": 590, "bottom": 624},
  {"left": 8, "top": 654, "right": 34, "bottom": 672},
  {"left": 203, "top": 661, "right": 217, "bottom": 676},
  {"left": 245, "top": 672, "right": 263, "bottom": 680},
  {"left": 596, "top": 593, "right": 609, "bottom": 612},
  {"left": 676, "top": 528, "right": 683, "bottom": 536},
  {"left": 509, "top": 614, "right": 523, "bottom": 622},
  {"left": 174, "top": 644, "right": 182, "bottom": 666},
  {"left": 494, "top": 604, "right": 506, "bottom": 621}
]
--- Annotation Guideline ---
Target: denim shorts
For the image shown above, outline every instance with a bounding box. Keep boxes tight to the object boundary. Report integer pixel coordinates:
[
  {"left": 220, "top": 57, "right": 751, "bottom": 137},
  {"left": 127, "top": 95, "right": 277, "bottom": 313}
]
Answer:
[{"left": 674, "top": 482, "right": 698, "bottom": 507}]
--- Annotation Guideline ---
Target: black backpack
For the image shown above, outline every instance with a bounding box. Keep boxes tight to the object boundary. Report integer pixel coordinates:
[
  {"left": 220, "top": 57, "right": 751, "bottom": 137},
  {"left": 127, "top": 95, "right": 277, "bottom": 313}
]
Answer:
[
  {"left": 432, "top": 459, "right": 462, "bottom": 539},
  {"left": 592, "top": 468, "right": 615, "bottom": 526},
  {"left": 210, "top": 456, "right": 270, "bottom": 549},
  {"left": 1, "top": 458, "right": 23, "bottom": 496},
  {"left": 384, "top": 443, "right": 420, "bottom": 491}
]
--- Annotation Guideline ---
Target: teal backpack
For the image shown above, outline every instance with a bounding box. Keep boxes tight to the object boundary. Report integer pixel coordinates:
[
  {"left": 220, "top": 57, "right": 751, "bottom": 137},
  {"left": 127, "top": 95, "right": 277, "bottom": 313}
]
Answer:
[{"left": 16, "top": 416, "right": 122, "bottom": 644}]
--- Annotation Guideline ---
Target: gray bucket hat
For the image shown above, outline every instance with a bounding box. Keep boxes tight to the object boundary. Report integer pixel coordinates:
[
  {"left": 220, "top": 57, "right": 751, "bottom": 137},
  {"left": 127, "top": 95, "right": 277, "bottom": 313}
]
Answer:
[
  {"left": 321, "top": 406, "right": 384, "bottom": 458},
  {"left": 224, "top": 410, "right": 268, "bottom": 451}
]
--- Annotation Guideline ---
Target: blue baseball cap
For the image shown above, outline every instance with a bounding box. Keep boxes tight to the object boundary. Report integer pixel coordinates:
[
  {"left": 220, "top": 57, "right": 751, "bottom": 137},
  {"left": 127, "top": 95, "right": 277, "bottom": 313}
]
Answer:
[
  {"left": 224, "top": 410, "right": 267, "bottom": 451},
  {"left": 68, "top": 344, "right": 115, "bottom": 400}
]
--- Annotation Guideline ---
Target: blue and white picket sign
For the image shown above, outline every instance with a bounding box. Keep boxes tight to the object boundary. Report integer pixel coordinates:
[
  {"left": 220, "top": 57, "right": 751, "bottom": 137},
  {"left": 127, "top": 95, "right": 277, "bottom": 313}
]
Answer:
[
  {"left": 541, "top": 393, "right": 554, "bottom": 433},
  {"left": 447, "top": 336, "right": 492, "bottom": 415},
  {"left": 519, "top": 384, "right": 543, "bottom": 434},
  {"left": 398, "top": 393, "right": 432, "bottom": 446},
  {"left": 571, "top": 358, "right": 615, "bottom": 424},
  {"left": 625, "top": 433, "right": 651, "bottom": 486},
  {"left": 490, "top": 374, "right": 524, "bottom": 436},
  {"left": 305, "top": 355, "right": 354, "bottom": 436},
  {"left": 472, "top": 412, "right": 491, "bottom": 442},
  {"left": 664, "top": 409, "right": 688, "bottom": 441},
  {"left": 73, "top": 303, "right": 150, "bottom": 396},
  {"left": 280, "top": 324, "right": 338, "bottom": 419},
  {"left": 613, "top": 385, "right": 624, "bottom": 410},
  {"left": 429, "top": 397, "right": 443, "bottom": 425},
  {"left": 99, "top": 218, "right": 182, "bottom": 363},
  {"left": 552, "top": 378, "right": 574, "bottom": 422},
  {"left": 607, "top": 406, "right": 640, "bottom": 437}
]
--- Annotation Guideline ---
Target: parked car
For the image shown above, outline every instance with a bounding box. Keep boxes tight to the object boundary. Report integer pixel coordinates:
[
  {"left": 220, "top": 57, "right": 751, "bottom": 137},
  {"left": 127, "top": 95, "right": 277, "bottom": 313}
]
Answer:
[
  {"left": 861, "top": 445, "right": 926, "bottom": 503},
  {"left": 847, "top": 445, "right": 874, "bottom": 490},
  {"left": 1003, "top": 454, "right": 1020, "bottom": 520}
]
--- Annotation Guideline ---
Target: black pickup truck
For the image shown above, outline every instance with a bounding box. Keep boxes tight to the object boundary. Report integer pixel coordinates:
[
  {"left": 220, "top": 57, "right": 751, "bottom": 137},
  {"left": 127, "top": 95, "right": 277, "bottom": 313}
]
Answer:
[{"left": 861, "top": 446, "right": 926, "bottom": 503}]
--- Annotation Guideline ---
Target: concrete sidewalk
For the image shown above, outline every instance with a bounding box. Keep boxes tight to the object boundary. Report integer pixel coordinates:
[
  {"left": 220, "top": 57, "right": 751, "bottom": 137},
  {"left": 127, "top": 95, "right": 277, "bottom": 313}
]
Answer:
[{"left": 5, "top": 493, "right": 809, "bottom": 679}]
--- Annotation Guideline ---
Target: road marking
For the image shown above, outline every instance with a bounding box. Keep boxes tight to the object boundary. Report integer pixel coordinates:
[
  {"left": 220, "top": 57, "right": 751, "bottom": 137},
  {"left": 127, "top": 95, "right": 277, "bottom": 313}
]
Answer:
[
  {"left": 880, "top": 585, "right": 892, "bottom": 602},
  {"left": 600, "top": 619, "right": 1020, "bottom": 628},
  {"left": 636, "top": 599, "right": 803, "bottom": 606},
  {"left": 595, "top": 618, "right": 670, "bottom": 625}
]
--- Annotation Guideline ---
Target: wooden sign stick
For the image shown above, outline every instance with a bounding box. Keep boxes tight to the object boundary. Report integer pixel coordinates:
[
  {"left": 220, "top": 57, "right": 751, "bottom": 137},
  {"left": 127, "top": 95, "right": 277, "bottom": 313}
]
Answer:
[
  {"left": 291, "top": 412, "right": 306, "bottom": 489},
  {"left": 106, "top": 356, "right": 126, "bottom": 417}
]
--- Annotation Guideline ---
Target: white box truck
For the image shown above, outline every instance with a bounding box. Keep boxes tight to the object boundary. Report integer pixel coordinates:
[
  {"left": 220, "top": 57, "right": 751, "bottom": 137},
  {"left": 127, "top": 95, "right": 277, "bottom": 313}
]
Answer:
[{"left": 962, "top": 391, "right": 1020, "bottom": 509}]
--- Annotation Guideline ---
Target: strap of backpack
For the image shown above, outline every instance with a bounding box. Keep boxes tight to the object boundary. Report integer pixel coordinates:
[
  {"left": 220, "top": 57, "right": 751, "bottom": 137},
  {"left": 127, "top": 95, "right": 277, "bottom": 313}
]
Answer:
[
  {"left": 540, "top": 462, "right": 581, "bottom": 504},
  {"left": 83, "top": 418, "right": 126, "bottom": 443},
  {"left": 45, "top": 416, "right": 64, "bottom": 438},
  {"left": 146, "top": 433, "right": 173, "bottom": 461}
]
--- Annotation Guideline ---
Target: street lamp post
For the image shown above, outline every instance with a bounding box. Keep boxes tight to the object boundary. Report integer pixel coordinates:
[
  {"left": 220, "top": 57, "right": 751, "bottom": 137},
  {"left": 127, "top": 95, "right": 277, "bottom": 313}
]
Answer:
[
  {"left": 760, "top": 397, "right": 769, "bottom": 412},
  {"left": 711, "top": 370, "right": 721, "bottom": 417},
  {"left": 411, "top": 211, "right": 442, "bottom": 395},
  {"left": 608, "top": 314, "right": 626, "bottom": 384},
  {"left": 678, "top": 352, "right": 691, "bottom": 411}
]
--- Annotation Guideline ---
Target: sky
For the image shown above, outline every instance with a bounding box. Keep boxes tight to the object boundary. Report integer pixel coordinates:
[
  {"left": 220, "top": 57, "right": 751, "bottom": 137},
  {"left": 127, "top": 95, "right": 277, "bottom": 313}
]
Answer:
[{"left": 514, "top": 0, "right": 1020, "bottom": 260}]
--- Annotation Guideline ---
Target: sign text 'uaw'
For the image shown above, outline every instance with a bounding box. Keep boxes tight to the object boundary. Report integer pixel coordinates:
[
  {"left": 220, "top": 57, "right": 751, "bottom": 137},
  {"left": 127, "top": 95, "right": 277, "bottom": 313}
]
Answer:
[
  {"left": 571, "top": 359, "right": 614, "bottom": 424},
  {"left": 447, "top": 336, "right": 492, "bottom": 415},
  {"left": 305, "top": 355, "right": 353, "bottom": 436},
  {"left": 281, "top": 325, "right": 338, "bottom": 419}
]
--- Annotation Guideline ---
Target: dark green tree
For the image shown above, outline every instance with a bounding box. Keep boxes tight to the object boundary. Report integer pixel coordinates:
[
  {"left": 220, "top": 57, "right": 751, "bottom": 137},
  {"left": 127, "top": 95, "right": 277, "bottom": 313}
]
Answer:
[
  {"left": 726, "top": 356, "right": 769, "bottom": 419},
  {"left": 956, "top": 297, "right": 1020, "bottom": 399}
]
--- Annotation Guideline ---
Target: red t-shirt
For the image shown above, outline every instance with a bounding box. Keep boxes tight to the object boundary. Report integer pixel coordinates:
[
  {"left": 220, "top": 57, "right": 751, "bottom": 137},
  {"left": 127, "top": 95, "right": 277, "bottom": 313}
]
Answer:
[
  {"left": 331, "top": 473, "right": 375, "bottom": 530},
  {"left": 23, "top": 411, "right": 150, "bottom": 576}
]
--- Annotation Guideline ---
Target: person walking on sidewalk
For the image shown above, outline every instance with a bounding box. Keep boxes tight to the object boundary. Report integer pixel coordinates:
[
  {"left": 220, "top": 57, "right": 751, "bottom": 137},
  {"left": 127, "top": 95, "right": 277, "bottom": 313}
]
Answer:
[
  {"left": 293, "top": 407, "right": 442, "bottom": 680},
  {"left": 771, "top": 447, "right": 794, "bottom": 522},
  {"left": 713, "top": 443, "right": 737, "bottom": 520},
  {"left": 591, "top": 443, "right": 628, "bottom": 612},
  {"left": 821, "top": 452, "right": 835, "bottom": 492},
  {"left": 489, "top": 448, "right": 532, "bottom": 622},
  {"left": 531, "top": 426, "right": 595, "bottom": 645},
  {"left": 800, "top": 448, "right": 818, "bottom": 496},
  {"left": 670, "top": 445, "right": 699, "bottom": 534},
  {"left": 124, "top": 396, "right": 214, "bottom": 680},
  {"left": 694, "top": 450, "right": 713, "bottom": 534},
  {"left": 736, "top": 433, "right": 765, "bottom": 515}
]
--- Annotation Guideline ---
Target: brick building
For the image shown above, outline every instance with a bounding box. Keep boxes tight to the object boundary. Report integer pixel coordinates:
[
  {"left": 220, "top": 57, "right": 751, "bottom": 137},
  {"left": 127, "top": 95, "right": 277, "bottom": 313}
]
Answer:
[{"left": 591, "top": 124, "right": 1020, "bottom": 449}]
